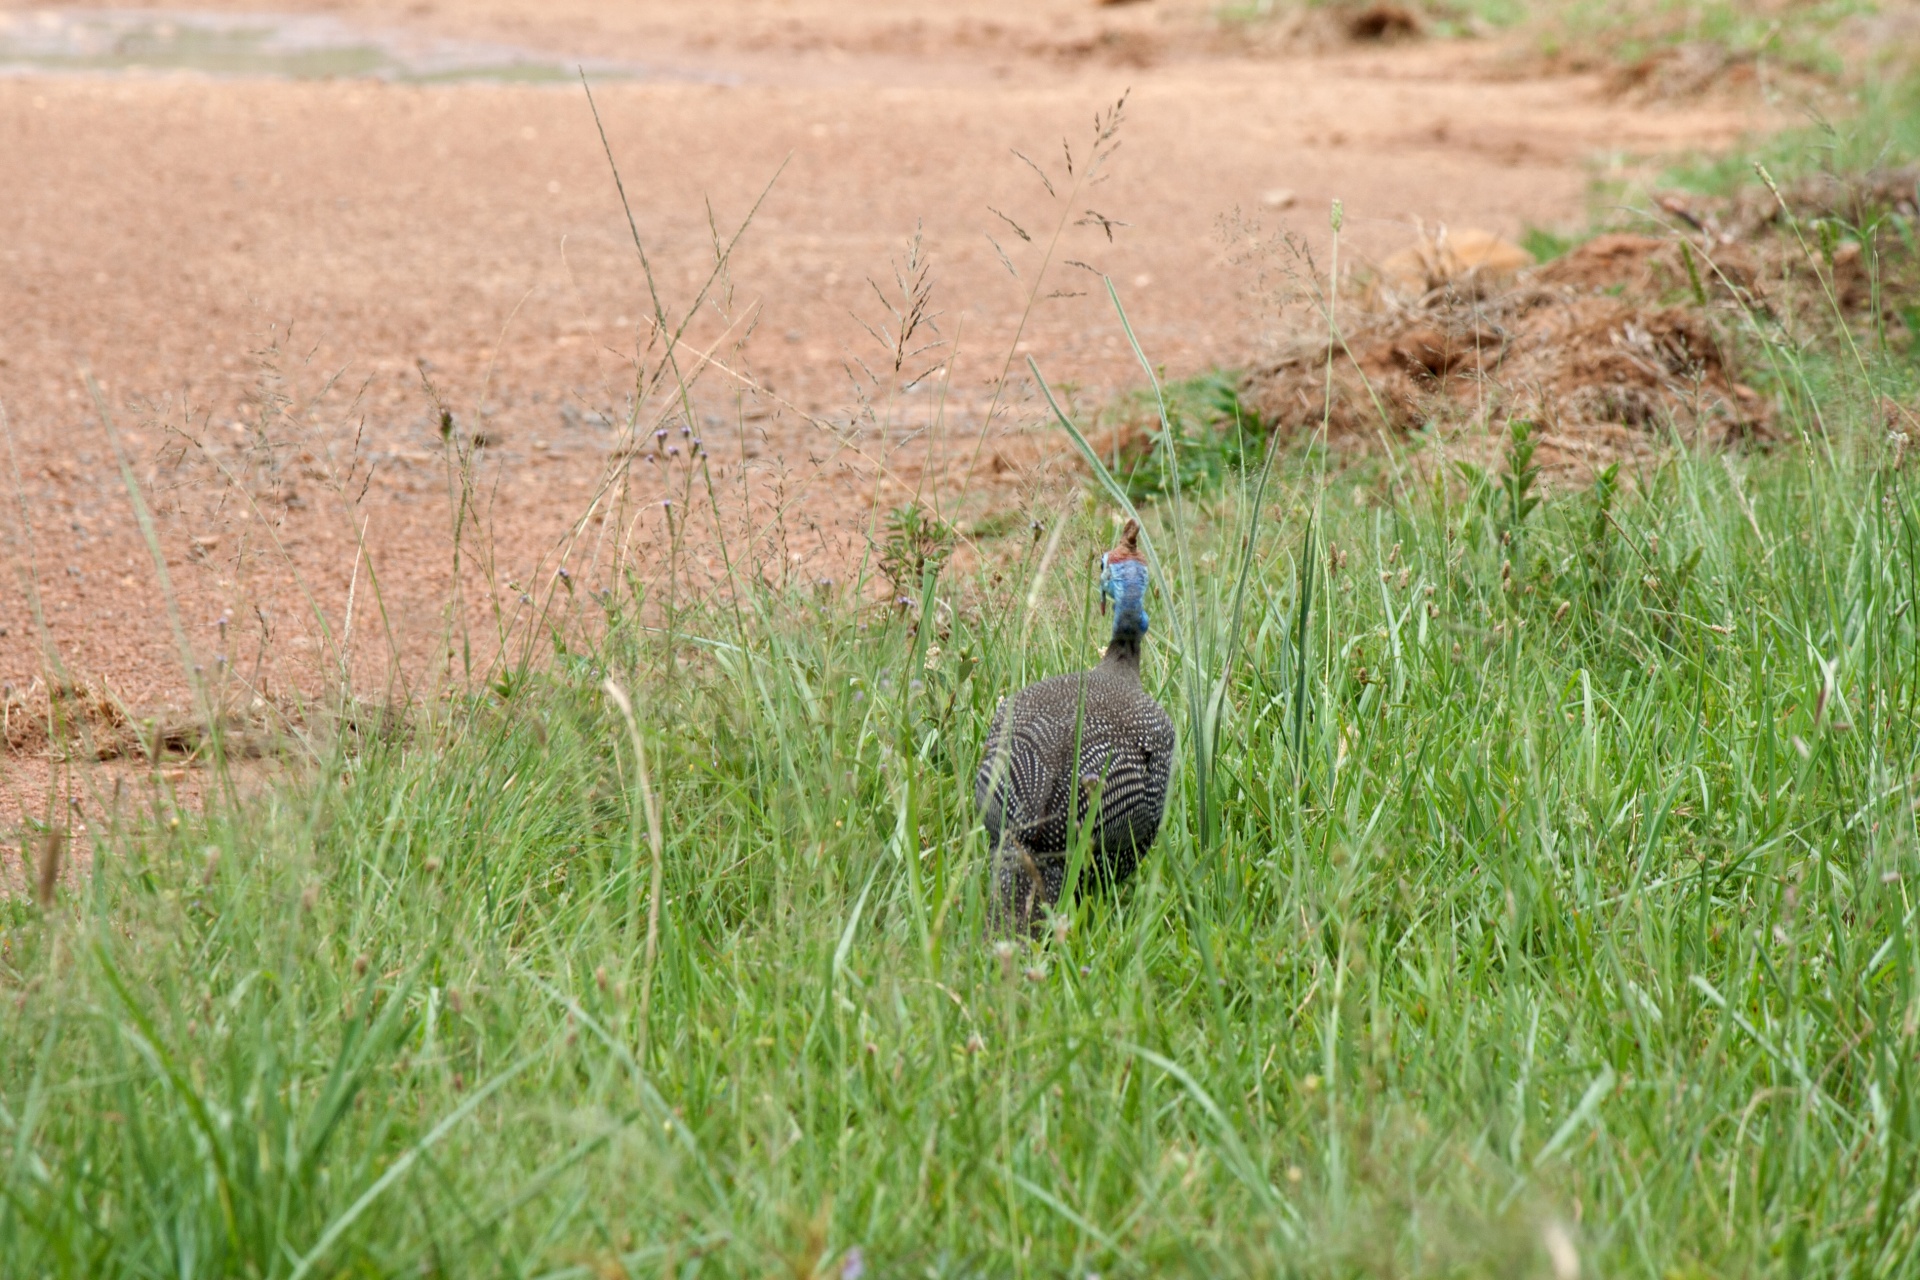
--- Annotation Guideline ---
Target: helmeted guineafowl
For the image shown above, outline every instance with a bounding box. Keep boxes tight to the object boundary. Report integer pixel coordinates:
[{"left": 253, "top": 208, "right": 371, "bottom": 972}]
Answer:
[{"left": 976, "top": 519, "right": 1175, "bottom": 935}]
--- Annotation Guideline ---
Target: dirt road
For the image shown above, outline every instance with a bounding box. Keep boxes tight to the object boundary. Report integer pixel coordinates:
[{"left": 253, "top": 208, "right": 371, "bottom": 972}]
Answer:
[{"left": 0, "top": 0, "right": 1764, "bottom": 824}]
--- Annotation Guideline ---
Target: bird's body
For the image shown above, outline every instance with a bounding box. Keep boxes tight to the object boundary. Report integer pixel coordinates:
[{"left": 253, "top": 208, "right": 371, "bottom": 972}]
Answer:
[{"left": 976, "top": 521, "right": 1174, "bottom": 934}]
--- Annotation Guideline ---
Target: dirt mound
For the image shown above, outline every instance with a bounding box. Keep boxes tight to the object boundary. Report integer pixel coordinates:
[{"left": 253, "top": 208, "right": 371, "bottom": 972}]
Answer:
[
  {"left": 1344, "top": 4, "right": 1424, "bottom": 42},
  {"left": 1, "top": 681, "right": 46, "bottom": 756},
  {"left": 1213, "top": 0, "right": 1430, "bottom": 55},
  {"left": 2, "top": 679, "right": 133, "bottom": 761},
  {"left": 1244, "top": 232, "right": 1775, "bottom": 473},
  {"left": 1, "top": 676, "right": 278, "bottom": 765}
]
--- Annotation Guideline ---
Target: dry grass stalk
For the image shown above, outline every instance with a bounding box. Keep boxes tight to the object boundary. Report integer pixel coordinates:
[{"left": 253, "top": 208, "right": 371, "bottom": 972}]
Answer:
[
  {"left": 33, "top": 827, "right": 66, "bottom": 908},
  {"left": 603, "top": 679, "right": 666, "bottom": 1065}
]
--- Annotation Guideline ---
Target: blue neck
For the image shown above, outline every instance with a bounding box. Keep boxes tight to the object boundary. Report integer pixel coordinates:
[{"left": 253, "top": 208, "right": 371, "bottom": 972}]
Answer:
[
  {"left": 1111, "top": 585, "right": 1148, "bottom": 643},
  {"left": 1106, "top": 576, "right": 1148, "bottom": 666}
]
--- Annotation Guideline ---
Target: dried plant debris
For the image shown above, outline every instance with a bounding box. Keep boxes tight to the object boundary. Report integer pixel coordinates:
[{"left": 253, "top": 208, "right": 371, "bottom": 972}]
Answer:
[
  {"left": 1, "top": 677, "right": 280, "bottom": 763},
  {"left": 1240, "top": 199, "right": 1920, "bottom": 474},
  {"left": 1656, "top": 164, "right": 1920, "bottom": 243},
  {"left": 1604, "top": 41, "right": 1766, "bottom": 102},
  {"left": 1374, "top": 228, "right": 1535, "bottom": 298},
  {"left": 0, "top": 679, "right": 123, "bottom": 759},
  {"left": 1248, "top": 260, "right": 1767, "bottom": 468}
]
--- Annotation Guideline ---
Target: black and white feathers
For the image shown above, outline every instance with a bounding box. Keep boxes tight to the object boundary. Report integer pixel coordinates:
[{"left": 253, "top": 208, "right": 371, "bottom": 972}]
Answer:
[{"left": 976, "top": 520, "right": 1174, "bottom": 935}]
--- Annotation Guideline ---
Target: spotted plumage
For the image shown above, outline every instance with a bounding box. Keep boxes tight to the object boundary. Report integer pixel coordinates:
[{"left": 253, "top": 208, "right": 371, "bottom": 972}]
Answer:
[{"left": 976, "top": 519, "right": 1175, "bottom": 935}]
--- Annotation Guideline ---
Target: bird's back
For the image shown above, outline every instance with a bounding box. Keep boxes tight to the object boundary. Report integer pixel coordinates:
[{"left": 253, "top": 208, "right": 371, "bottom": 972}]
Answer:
[{"left": 976, "top": 664, "right": 1174, "bottom": 883}]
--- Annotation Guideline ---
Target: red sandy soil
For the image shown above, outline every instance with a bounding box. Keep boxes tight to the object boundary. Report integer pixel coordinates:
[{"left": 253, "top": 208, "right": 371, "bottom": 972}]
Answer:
[{"left": 0, "top": 0, "right": 1772, "bottom": 830}]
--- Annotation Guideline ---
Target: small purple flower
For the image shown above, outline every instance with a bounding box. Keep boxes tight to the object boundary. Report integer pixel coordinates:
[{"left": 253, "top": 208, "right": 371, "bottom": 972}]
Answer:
[
  {"left": 909, "top": 679, "right": 924, "bottom": 694},
  {"left": 654, "top": 428, "right": 669, "bottom": 441},
  {"left": 841, "top": 1247, "right": 865, "bottom": 1280},
  {"left": 557, "top": 567, "right": 571, "bottom": 581}
]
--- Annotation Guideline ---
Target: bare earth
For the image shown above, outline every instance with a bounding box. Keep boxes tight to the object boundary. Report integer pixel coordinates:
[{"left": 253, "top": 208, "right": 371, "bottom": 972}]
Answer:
[{"left": 0, "top": 0, "right": 1766, "bottom": 827}]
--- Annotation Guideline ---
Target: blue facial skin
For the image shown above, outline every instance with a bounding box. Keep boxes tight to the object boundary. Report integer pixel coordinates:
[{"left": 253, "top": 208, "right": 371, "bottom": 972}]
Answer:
[{"left": 1101, "top": 556, "right": 1151, "bottom": 640}]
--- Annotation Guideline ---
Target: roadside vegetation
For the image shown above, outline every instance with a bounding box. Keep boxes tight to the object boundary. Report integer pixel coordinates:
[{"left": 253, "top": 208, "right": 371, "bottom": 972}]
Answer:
[
  {"left": 1669, "top": 68, "right": 1920, "bottom": 192},
  {"left": 6, "top": 59, "right": 1920, "bottom": 1280},
  {"left": 1226, "top": 0, "right": 1913, "bottom": 104}
]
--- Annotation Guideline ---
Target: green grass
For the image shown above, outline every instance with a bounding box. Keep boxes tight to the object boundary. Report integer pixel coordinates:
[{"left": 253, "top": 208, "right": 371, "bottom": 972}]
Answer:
[
  {"left": 6, "top": 402, "right": 1920, "bottom": 1275},
  {"left": 1520, "top": 226, "right": 1577, "bottom": 263},
  {"left": 1218, "top": 0, "right": 1870, "bottom": 67},
  {"left": 1099, "top": 371, "right": 1271, "bottom": 505},
  {"left": 1529, "top": 0, "right": 1866, "bottom": 74},
  {"left": 1670, "top": 71, "right": 1920, "bottom": 197}
]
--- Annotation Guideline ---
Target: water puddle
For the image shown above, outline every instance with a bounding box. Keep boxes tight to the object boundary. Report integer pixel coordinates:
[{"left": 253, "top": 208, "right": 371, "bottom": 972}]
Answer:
[{"left": 0, "top": 9, "right": 719, "bottom": 84}]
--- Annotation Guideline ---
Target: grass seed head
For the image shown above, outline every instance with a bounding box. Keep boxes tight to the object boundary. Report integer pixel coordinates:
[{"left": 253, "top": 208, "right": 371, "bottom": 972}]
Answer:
[{"left": 993, "top": 939, "right": 1015, "bottom": 978}]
